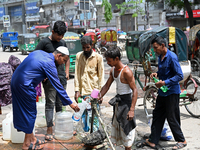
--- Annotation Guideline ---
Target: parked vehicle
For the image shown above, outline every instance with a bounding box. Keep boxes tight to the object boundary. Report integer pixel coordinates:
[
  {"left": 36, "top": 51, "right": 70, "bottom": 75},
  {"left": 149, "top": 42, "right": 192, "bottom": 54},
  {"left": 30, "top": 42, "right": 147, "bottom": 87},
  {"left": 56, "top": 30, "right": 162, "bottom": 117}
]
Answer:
[
  {"left": 63, "top": 32, "right": 82, "bottom": 73},
  {"left": 0, "top": 32, "right": 18, "bottom": 52},
  {"left": 125, "top": 30, "right": 156, "bottom": 63},
  {"left": 18, "top": 33, "right": 38, "bottom": 55},
  {"left": 187, "top": 24, "right": 200, "bottom": 76}
]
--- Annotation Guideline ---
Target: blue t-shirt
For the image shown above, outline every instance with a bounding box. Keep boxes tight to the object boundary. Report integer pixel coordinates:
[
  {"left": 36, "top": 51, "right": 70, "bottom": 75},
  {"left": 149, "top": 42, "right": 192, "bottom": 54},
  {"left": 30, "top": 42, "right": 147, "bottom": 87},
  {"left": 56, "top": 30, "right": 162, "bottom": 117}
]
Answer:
[{"left": 157, "top": 49, "right": 183, "bottom": 96}]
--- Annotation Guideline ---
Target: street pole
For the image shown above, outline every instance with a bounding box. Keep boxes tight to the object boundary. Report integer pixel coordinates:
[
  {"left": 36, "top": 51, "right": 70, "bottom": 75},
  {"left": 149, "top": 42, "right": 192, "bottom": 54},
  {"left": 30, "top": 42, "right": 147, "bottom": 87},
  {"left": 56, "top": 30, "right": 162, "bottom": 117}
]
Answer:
[
  {"left": 144, "top": 1, "right": 146, "bottom": 30},
  {"left": 146, "top": 1, "right": 150, "bottom": 29},
  {"left": 23, "top": 0, "right": 28, "bottom": 33}
]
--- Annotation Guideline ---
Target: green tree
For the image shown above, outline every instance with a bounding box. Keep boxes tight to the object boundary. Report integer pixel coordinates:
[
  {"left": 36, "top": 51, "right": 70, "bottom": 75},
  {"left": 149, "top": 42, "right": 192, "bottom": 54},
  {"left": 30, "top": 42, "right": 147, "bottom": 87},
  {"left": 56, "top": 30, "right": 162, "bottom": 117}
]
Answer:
[
  {"left": 101, "top": 0, "right": 113, "bottom": 23},
  {"left": 116, "top": 0, "right": 144, "bottom": 18}
]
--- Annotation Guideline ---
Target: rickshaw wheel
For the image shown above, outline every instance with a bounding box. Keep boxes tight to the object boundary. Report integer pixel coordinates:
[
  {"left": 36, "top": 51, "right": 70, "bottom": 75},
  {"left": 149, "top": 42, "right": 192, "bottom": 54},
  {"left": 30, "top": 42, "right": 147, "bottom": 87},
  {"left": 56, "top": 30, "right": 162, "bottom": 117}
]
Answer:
[
  {"left": 2, "top": 46, "right": 5, "bottom": 52},
  {"left": 143, "top": 87, "right": 158, "bottom": 116},
  {"left": 191, "top": 59, "right": 200, "bottom": 77},
  {"left": 184, "top": 77, "right": 200, "bottom": 118},
  {"left": 22, "top": 50, "right": 26, "bottom": 55}
]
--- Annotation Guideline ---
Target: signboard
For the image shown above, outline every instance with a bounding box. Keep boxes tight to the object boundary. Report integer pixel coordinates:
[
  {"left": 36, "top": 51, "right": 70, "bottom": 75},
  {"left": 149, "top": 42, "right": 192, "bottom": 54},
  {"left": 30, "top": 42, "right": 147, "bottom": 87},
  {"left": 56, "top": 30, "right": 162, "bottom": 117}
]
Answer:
[
  {"left": 74, "top": 0, "right": 80, "bottom": 6},
  {"left": 96, "top": 0, "right": 102, "bottom": 5},
  {"left": 73, "top": 19, "right": 80, "bottom": 26},
  {"left": 166, "top": 12, "right": 184, "bottom": 19},
  {"left": 186, "top": 10, "right": 200, "bottom": 18},
  {"left": 26, "top": 2, "right": 39, "bottom": 15},
  {"left": 3, "top": 15, "right": 10, "bottom": 27}
]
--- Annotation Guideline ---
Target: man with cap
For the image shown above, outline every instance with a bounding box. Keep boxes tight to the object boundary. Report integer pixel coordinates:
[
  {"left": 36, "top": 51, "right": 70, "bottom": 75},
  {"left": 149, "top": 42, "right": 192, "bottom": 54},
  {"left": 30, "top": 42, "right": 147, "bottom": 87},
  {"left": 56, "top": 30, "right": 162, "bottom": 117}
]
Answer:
[
  {"left": 11, "top": 46, "right": 80, "bottom": 150},
  {"left": 35, "top": 20, "right": 70, "bottom": 140}
]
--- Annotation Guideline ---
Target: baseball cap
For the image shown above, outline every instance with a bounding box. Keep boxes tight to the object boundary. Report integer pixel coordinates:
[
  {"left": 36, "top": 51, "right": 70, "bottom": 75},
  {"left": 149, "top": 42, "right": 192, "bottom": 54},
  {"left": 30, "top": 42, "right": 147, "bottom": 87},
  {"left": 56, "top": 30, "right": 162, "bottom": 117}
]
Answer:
[{"left": 56, "top": 46, "right": 69, "bottom": 55}]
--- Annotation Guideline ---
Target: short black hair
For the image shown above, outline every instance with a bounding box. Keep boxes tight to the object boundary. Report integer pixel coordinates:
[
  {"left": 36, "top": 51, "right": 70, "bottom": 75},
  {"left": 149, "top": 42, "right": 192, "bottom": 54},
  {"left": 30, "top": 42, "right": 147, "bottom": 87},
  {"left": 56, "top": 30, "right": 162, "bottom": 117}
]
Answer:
[
  {"left": 53, "top": 21, "right": 66, "bottom": 35},
  {"left": 151, "top": 36, "right": 166, "bottom": 46},
  {"left": 81, "top": 36, "right": 93, "bottom": 45},
  {"left": 104, "top": 46, "right": 121, "bottom": 60}
]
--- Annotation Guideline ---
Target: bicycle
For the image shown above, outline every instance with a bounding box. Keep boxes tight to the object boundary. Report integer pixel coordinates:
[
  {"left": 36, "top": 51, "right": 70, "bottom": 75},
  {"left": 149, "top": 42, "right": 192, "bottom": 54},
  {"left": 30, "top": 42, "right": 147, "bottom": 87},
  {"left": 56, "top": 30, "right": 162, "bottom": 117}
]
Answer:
[{"left": 143, "top": 73, "right": 200, "bottom": 118}]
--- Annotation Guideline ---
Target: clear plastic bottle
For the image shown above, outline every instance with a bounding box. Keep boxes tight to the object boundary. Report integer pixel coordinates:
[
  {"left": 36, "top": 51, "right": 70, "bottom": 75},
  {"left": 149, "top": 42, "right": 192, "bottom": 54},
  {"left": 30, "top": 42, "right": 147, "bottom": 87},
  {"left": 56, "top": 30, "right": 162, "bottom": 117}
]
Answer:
[
  {"left": 153, "top": 77, "right": 168, "bottom": 93},
  {"left": 72, "top": 97, "right": 87, "bottom": 122}
]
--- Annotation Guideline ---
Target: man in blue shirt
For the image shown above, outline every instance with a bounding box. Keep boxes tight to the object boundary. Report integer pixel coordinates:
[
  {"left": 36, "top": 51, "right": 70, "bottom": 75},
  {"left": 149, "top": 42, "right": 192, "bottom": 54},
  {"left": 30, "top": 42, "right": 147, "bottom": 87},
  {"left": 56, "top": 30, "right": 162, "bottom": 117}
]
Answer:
[
  {"left": 11, "top": 47, "right": 79, "bottom": 150},
  {"left": 142, "top": 37, "right": 187, "bottom": 149}
]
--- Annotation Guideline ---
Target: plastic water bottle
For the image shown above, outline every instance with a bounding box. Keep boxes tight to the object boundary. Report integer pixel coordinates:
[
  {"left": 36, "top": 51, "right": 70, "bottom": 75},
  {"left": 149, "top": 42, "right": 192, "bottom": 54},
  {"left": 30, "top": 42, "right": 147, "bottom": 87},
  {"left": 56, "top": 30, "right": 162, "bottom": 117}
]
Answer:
[
  {"left": 72, "top": 97, "right": 87, "bottom": 122},
  {"left": 153, "top": 77, "right": 168, "bottom": 93}
]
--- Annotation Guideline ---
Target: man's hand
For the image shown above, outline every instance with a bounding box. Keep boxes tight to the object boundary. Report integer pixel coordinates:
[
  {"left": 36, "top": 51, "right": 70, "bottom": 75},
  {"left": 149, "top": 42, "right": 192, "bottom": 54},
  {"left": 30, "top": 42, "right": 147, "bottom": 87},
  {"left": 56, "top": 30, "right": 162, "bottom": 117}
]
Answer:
[
  {"left": 98, "top": 93, "right": 103, "bottom": 104},
  {"left": 150, "top": 73, "right": 157, "bottom": 79},
  {"left": 66, "top": 74, "right": 69, "bottom": 80},
  {"left": 155, "top": 80, "right": 165, "bottom": 88},
  {"left": 127, "top": 110, "right": 134, "bottom": 121},
  {"left": 74, "top": 91, "right": 81, "bottom": 103},
  {"left": 43, "top": 78, "right": 48, "bottom": 82},
  {"left": 70, "top": 102, "right": 80, "bottom": 112}
]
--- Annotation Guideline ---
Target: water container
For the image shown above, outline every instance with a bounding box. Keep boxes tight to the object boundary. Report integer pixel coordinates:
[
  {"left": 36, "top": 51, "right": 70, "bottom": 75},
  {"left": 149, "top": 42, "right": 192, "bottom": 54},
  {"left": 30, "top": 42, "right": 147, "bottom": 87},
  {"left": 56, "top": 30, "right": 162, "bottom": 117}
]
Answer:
[
  {"left": 35, "top": 102, "right": 46, "bottom": 127},
  {"left": 72, "top": 100, "right": 87, "bottom": 122},
  {"left": 2, "top": 112, "right": 12, "bottom": 140},
  {"left": 54, "top": 111, "right": 73, "bottom": 140},
  {"left": 91, "top": 89, "right": 99, "bottom": 98},
  {"left": 11, "top": 121, "right": 25, "bottom": 143}
]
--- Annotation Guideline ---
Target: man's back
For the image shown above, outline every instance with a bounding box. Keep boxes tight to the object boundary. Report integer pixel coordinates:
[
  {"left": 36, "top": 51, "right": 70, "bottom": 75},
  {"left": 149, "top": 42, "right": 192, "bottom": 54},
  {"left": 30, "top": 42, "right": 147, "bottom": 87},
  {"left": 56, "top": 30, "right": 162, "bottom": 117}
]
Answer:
[
  {"left": 12, "top": 50, "right": 53, "bottom": 87},
  {"left": 35, "top": 37, "right": 67, "bottom": 84}
]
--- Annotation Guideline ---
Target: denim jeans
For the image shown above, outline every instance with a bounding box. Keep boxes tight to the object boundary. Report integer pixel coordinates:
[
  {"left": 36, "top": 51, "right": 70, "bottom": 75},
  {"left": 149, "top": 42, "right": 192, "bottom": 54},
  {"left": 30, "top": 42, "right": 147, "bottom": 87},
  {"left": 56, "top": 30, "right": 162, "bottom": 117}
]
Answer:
[{"left": 43, "top": 80, "right": 66, "bottom": 127}]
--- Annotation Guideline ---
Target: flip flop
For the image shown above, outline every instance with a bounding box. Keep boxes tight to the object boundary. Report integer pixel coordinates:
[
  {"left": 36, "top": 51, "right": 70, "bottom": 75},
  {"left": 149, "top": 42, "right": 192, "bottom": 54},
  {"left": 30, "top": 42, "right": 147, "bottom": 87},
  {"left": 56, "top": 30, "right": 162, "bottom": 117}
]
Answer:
[
  {"left": 35, "top": 138, "right": 46, "bottom": 145},
  {"left": 27, "top": 143, "right": 43, "bottom": 150},
  {"left": 136, "top": 140, "right": 157, "bottom": 149},
  {"left": 45, "top": 134, "right": 53, "bottom": 141},
  {"left": 172, "top": 142, "right": 187, "bottom": 150}
]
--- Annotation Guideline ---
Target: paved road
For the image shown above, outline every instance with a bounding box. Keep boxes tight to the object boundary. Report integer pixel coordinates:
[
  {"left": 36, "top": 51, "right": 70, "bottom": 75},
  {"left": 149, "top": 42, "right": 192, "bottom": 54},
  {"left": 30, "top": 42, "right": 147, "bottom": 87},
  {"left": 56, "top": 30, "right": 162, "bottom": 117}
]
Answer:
[{"left": 0, "top": 48, "right": 200, "bottom": 149}]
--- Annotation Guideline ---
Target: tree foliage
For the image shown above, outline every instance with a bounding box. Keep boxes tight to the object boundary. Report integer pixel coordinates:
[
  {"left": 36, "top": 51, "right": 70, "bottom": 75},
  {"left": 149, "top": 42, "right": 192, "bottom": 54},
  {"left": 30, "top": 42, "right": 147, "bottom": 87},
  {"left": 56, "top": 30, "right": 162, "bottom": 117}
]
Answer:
[
  {"left": 101, "top": 0, "right": 113, "bottom": 23},
  {"left": 116, "top": 0, "right": 144, "bottom": 18}
]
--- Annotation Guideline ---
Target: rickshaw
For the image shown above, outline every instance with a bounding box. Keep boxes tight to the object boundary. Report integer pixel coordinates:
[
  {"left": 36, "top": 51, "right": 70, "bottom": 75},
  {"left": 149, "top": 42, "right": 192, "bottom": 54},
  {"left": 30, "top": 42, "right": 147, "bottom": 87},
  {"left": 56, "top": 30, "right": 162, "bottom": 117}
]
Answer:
[
  {"left": 188, "top": 24, "right": 200, "bottom": 76},
  {"left": 18, "top": 33, "right": 38, "bottom": 55},
  {"left": 0, "top": 32, "right": 18, "bottom": 52},
  {"left": 138, "top": 26, "right": 200, "bottom": 118},
  {"left": 84, "top": 32, "right": 98, "bottom": 52},
  {"left": 63, "top": 32, "right": 82, "bottom": 73},
  {"left": 99, "top": 29, "right": 121, "bottom": 55},
  {"left": 125, "top": 30, "right": 156, "bottom": 63}
]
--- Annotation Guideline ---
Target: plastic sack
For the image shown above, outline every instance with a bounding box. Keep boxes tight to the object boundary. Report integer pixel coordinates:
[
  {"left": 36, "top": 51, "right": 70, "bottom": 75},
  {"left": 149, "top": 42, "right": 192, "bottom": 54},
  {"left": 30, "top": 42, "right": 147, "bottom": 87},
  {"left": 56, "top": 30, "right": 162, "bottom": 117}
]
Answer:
[{"left": 148, "top": 117, "right": 173, "bottom": 141}]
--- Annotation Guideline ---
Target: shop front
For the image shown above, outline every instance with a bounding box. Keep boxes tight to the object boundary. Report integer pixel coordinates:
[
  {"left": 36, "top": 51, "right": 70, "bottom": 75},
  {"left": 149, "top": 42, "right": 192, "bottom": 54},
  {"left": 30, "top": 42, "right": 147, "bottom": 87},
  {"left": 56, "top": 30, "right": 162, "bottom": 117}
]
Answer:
[{"left": 186, "top": 9, "right": 200, "bottom": 25}]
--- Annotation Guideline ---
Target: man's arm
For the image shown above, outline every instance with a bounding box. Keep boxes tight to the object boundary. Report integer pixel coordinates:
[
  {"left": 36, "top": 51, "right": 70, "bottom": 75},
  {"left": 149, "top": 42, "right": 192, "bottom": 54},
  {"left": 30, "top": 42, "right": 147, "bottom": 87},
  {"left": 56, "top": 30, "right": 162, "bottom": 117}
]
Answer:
[
  {"left": 35, "top": 39, "right": 45, "bottom": 50},
  {"left": 65, "top": 58, "right": 70, "bottom": 79},
  {"left": 97, "top": 55, "right": 104, "bottom": 90},
  {"left": 74, "top": 53, "right": 80, "bottom": 102},
  {"left": 63, "top": 41, "right": 70, "bottom": 79},
  {"left": 124, "top": 67, "right": 138, "bottom": 120},
  {"left": 99, "top": 69, "right": 114, "bottom": 103}
]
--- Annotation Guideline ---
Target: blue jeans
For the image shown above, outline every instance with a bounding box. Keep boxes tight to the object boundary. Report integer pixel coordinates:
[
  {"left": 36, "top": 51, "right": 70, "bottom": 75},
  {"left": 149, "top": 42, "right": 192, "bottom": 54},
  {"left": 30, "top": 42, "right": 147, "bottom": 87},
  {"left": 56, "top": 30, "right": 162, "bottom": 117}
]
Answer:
[{"left": 82, "top": 95, "right": 99, "bottom": 132}]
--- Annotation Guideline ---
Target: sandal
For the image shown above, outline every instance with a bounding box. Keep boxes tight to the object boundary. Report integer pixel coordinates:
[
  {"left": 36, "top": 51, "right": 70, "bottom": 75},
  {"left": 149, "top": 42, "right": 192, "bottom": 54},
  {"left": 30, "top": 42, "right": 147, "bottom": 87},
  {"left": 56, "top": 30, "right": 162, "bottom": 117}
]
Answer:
[
  {"left": 27, "top": 143, "right": 43, "bottom": 150},
  {"left": 172, "top": 142, "right": 187, "bottom": 150},
  {"left": 35, "top": 138, "right": 46, "bottom": 145},
  {"left": 136, "top": 140, "right": 157, "bottom": 149},
  {"left": 45, "top": 134, "right": 53, "bottom": 141}
]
